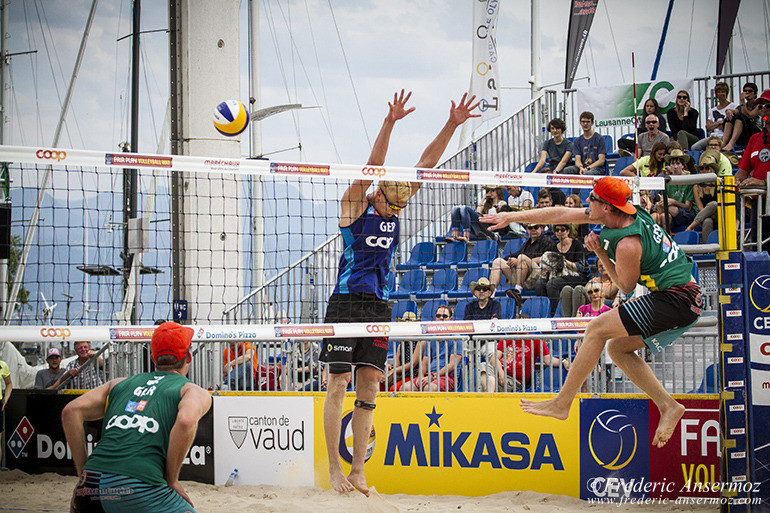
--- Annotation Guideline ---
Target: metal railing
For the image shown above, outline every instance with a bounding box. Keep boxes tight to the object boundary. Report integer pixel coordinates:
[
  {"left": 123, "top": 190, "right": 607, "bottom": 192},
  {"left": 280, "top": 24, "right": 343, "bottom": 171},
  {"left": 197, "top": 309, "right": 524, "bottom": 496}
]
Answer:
[{"left": 738, "top": 182, "right": 770, "bottom": 252}]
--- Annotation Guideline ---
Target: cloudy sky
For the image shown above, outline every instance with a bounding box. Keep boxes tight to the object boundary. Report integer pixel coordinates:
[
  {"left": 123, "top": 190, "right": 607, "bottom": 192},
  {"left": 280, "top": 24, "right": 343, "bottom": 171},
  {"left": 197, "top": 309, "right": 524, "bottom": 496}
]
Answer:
[{"left": 6, "top": 0, "right": 770, "bottom": 168}]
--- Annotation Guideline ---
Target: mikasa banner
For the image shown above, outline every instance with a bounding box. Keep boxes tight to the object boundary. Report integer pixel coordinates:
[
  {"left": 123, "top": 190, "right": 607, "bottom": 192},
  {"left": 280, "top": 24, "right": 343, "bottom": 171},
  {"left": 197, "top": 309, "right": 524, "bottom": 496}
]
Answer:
[{"left": 577, "top": 78, "right": 694, "bottom": 130}]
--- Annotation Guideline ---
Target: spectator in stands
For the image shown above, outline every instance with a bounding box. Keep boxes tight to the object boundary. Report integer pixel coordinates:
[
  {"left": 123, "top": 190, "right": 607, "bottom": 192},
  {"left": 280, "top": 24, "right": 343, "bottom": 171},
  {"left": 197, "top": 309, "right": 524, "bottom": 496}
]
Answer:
[
  {"left": 573, "top": 111, "right": 607, "bottom": 175},
  {"left": 618, "top": 99, "right": 668, "bottom": 156},
  {"left": 637, "top": 114, "right": 670, "bottom": 157},
  {"left": 53, "top": 341, "right": 104, "bottom": 389},
  {"left": 692, "top": 82, "right": 737, "bottom": 151},
  {"left": 703, "top": 137, "right": 737, "bottom": 175},
  {"left": 504, "top": 185, "right": 533, "bottom": 236},
  {"left": 34, "top": 347, "right": 66, "bottom": 389},
  {"left": 447, "top": 186, "right": 506, "bottom": 242},
  {"left": 532, "top": 118, "right": 579, "bottom": 174},
  {"left": 490, "top": 223, "right": 557, "bottom": 307},
  {"left": 652, "top": 150, "right": 696, "bottom": 231},
  {"left": 485, "top": 337, "right": 568, "bottom": 392},
  {"left": 667, "top": 89, "right": 701, "bottom": 150},
  {"left": 667, "top": 141, "right": 697, "bottom": 174},
  {"left": 577, "top": 282, "right": 612, "bottom": 318},
  {"left": 565, "top": 194, "right": 589, "bottom": 239},
  {"left": 684, "top": 152, "right": 720, "bottom": 243},
  {"left": 295, "top": 341, "right": 324, "bottom": 391},
  {"left": 537, "top": 187, "right": 566, "bottom": 208},
  {"left": 386, "top": 311, "right": 421, "bottom": 391},
  {"left": 620, "top": 141, "right": 668, "bottom": 177},
  {"left": 735, "top": 89, "right": 770, "bottom": 251},
  {"left": 561, "top": 259, "right": 619, "bottom": 316},
  {"left": 722, "top": 82, "right": 763, "bottom": 151},
  {"left": 464, "top": 277, "right": 502, "bottom": 320},
  {"left": 223, "top": 341, "right": 255, "bottom": 390},
  {"left": 402, "top": 305, "right": 462, "bottom": 391},
  {"left": 535, "top": 223, "right": 589, "bottom": 315}
]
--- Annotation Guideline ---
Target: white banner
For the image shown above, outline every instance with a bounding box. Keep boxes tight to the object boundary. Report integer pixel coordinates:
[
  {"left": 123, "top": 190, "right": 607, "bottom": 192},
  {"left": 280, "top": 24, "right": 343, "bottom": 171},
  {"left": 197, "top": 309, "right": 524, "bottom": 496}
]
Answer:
[
  {"left": 213, "top": 396, "right": 315, "bottom": 486},
  {"left": 471, "top": 0, "right": 501, "bottom": 131},
  {"left": 576, "top": 78, "right": 694, "bottom": 131}
]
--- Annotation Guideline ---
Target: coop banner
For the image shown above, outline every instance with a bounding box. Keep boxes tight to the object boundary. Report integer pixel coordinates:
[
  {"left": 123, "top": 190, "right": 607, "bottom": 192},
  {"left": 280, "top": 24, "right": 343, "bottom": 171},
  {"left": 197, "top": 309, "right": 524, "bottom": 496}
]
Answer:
[{"left": 577, "top": 78, "right": 694, "bottom": 130}]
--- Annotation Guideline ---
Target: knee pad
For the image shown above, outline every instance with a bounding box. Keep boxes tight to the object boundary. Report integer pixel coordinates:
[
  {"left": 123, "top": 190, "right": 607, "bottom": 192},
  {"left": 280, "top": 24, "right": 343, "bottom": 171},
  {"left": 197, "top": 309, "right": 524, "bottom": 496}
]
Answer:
[{"left": 354, "top": 399, "right": 376, "bottom": 411}]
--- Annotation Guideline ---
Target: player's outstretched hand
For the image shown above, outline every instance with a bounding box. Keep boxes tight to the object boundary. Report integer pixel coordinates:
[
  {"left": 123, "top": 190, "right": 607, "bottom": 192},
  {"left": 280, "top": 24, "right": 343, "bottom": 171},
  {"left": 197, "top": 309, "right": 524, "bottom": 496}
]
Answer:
[
  {"left": 387, "top": 89, "right": 416, "bottom": 122},
  {"left": 449, "top": 93, "right": 481, "bottom": 126},
  {"left": 479, "top": 211, "right": 514, "bottom": 231}
]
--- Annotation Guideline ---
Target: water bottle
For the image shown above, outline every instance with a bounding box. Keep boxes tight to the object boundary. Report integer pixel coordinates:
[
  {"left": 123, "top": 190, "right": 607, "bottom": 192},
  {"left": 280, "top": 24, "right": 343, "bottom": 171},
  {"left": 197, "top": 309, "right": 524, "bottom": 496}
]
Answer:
[{"left": 225, "top": 468, "right": 238, "bottom": 487}]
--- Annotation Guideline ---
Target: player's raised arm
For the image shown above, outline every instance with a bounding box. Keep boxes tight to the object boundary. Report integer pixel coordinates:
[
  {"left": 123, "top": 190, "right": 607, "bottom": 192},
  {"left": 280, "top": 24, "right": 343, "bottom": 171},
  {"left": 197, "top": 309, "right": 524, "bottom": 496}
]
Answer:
[{"left": 481, "top": 206, "right": 590, "bottom": 231}]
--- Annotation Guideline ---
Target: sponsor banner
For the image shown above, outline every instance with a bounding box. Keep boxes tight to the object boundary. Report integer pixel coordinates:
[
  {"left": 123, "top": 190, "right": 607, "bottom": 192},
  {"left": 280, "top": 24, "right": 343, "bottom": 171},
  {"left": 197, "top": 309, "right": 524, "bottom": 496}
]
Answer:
[
  {"left": 471, "top": 0, "right": 501, "bottom": 130},
  {"left": 550, "top": 318, "right": 591, "bottom": 331},
  {"left": 110, "top": 327, "right": 155, "bottom": 340},
  {"left": 546, "top": 175, "right": 596, "bottom": 187},
  {"left": 270, "top": 162, "right": 330, "bottom": 176},
  {"left": 4, "top": 390, "right": 214, "bottom": 483},
  {"left": 105, "top": 153, "right": 173, "bottom": 168},
  {"left": 564, "top": 0, "right": 598, "bottom": 90},
  {"left": 213, "top": 396, "right": 314, "bottom": 486},
  {"left": 580, "top": 398, "right": 649, "bottom": 500},
  {"left": 577, "top": 79, "right": 694, "bottom": 130},
  {"left": 314, "top": 394, "right": 579, "bottom": 496},
  {"left": 203, "top": 158, "right": 240, "bottom": 172},
  {"left": 648, "top": 399, "right": 720, "bottom": 499},
  {"left": 416, "top": 169, "right": 470, "bottom": 182},
  {"left": 750, "top": 369, "right": 770, "bottom": 406},
  {"left": 420, "top": 322, "right": 475, "bottom": 335},
  {"left": 274, "top": 325, "right": 335, "bottom": 338}
]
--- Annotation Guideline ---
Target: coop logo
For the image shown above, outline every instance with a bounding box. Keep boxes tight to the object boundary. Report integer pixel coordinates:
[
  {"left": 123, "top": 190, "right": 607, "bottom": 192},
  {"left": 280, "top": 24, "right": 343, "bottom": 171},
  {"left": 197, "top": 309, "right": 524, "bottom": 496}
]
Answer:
[
  {"left": 105, "top": 414, "right": 160, "bottom": 434},
  {"left": 40, "top": 327, "right": 71, "bottom": 340},
  {"left": 362, "top": 166, "right": 386, "bottom": 177},
  {"left": 339, "top": 410, "right": 375, "bottom": 464},
  {"left": 7, "top": 417, "right": 34, "bottom": 459},
  {"left": 36, "top": 149, "right": 67, "bottom": 161},
  {"left": 588, "top": 409, "right": 638, "bottom": 470},
  {"left": 366, "top": 324, "right": 391, "bottom": 335},
  {"left": 365, "top": 236, "right": 394, "bottom": 249}
]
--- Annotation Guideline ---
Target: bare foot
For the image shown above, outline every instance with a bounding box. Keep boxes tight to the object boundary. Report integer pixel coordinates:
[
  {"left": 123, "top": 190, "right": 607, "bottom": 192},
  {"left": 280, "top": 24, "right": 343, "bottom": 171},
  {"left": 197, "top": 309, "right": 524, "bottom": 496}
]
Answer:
[
  {"left": 329, "top": 469, "right": 355, "bottom": 493},
  {"left": 348, "top": 470, "right": 370, "bottom": 497},
  {"left": 652, "top": 401, "right": 686, "bottom": 448},
  {"left": 519, "top": 397, "right": 571, "bottom": 420}
]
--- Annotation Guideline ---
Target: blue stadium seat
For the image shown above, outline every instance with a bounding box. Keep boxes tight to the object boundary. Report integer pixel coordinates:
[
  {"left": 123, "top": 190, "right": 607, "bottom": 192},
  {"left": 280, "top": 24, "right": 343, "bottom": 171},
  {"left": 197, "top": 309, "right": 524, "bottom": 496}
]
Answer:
[
  {"left": 692, "top": 261, "right": 699, "bottom": 284},
  {"left": 416, "top": 268, "right": 458, "bottom": 299},
  {"left": 385, "top": 271, "right": 396, "bottom": 295},
  {"left": 612, "top": 156, "right": 634, "bottom": 176},
  {"left": 448, "top": 267, "right": 489, "bottom": 299},
  {"left": 502, "top": 238, "right": 524, "bottom": 257},
  {"left": 391, "top": 300, "right": 417, "bottom": 321},
  {"left": 686, "top": 150, "right": 702, "bottom": 165},
  {"left": 426, "top": 241, "right": 467, "bottom": 269},
  {"left": 525, "top": 162, "right": 537, "bottom": 173},
  {"left": 498, "top": 297, "right": 518, "bottom": 319},
  {"left": 693, "top": 363, "right": 719, "bottom": 393},
  {"left": 454, "top": 299, "right": 471, "bottom": 320},
  {"left": 520, "top": 297, "right": 551, "bottom": 319},
  {"left": 553, "top": 300, "right": 564, "bottom": 318},
  {"left": 389, "top": 269, "right": 426, "bottom": 299},
  {"left": 395, "top": 242, "right": 436, "bottom": 270},
  {"left": 706, "top": 230, "right": 719, "bottom": 245},
  {"left": 577, "top": 188, "right": 591, "bottom": 205},
  {"left": 457, "top": 239, "right": 498, "bottom": 269},
  {"left": 535, "top": 365, "right": 569, "bottom": 392},
  {"left": 421, "top": 299, "right": 449, "bottom": 322},
  {"left": 673, "top": 231, "right": 699, "bottom": 246},
  {"left": 603, "top": 134, "right": 619, "bottom": 159}
]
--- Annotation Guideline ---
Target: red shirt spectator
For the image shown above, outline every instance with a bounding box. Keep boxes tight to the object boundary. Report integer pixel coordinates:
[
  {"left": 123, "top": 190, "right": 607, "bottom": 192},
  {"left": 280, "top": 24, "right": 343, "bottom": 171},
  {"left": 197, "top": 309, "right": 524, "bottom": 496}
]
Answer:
[
  {"left": 737, "top": 130, "right": 770, "bottom": 183},
  {"left": 497, "top": 338, "right": 550, "bottom": 384}
]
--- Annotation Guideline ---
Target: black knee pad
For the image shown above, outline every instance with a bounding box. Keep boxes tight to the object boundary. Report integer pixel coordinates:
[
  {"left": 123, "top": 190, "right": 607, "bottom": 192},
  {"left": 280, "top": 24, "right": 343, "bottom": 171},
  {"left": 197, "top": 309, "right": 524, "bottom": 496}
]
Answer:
[{"left": 354, "top": 399, "right": 376, "bottom": 411}]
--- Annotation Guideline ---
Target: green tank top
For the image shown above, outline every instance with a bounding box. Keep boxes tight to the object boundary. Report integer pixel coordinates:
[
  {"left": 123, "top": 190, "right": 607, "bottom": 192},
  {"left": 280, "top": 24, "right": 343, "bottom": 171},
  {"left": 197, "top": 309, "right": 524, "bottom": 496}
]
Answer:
[
  {"left": 599, "top": 207, "right": 694, "bottom": 291},
  {"left": 84, "top": 372, "right": 190, "bottom": 485}
]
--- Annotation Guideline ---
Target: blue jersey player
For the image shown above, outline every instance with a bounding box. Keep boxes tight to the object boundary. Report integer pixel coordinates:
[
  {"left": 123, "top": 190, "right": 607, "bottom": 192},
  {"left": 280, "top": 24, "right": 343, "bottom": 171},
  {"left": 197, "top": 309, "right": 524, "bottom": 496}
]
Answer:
[{"left": 321, "top": 90, "right": 479, "bottom": 496}]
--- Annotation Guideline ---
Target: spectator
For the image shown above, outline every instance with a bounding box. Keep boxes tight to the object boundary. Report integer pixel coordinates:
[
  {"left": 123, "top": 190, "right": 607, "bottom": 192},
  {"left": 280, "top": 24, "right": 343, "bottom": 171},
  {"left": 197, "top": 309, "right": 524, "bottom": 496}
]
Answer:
[
  {"left": 573, "top": 111, "right": 607, "bottom": 175},
  {"left": 722, "top": 82, "right": 763, "bottom": 151},
  {"left": 618, "top": 99, "right": 668, "bottom": 156},
  {"left": 537, "top": 187, "right": 566, "bottom": 208},
  {"left": 560, "top": 259, "right": 618, "bottom": 316},
  {"left": 385, "top": 311, "right": 421, "bottom": 391},
  {"left": 503, "top": 185, "right": 533, "bottom": 236},
  {"left": 532, "top": 118, "right": 579, "bottom": 174},
  {"left": 619, "top": 141, "right": 668, "bottom": 177},
  {"left": 486, "top": 337, "right": 568, "bottom": 392},
  {"left": 667, "top": 89, "right": 700, "bottom": 150},
  {"left": 490, "top": 223, "right": 557, "bottom": 306},
  {"left": 294, "top": 341, "right": 324, "bottom": 391},
  {"left": 223, "top": 341, "right": 255, "bottom": 390},
  {"left": 652, "top": 149, "right": 696, "bottom": 231},
  {"left": 667, "top": 141, "right": 697, "bottom": 174},
  {"left": 565, "top": 194, "right": 590, "bottom": 239},
  {"left": 577, "top": 282, "right": 612, "bottom": 318},
  {"left": 464, "top": 277, "right": 502, "bottom": 320},
  {"left": 34, "top": 348, "right": 66, "bottom": 389},
  {"left": 703, "top": 137, "right": 737, "bottom": 175},
  {"left": 692, "top": 82, "right": 737, "bottom": 151},
  {"left": 447, "top": 186, "right": 506, "bottom": 242},
  {"left": 684, "top": 153, "right": 720, "bottom": 242},
  {"left": 735, "top": 89, "right": 770, "bottom": 251},
  {"left": 535, "top": 223, "right": 589, "bottom": 315},
  {"left": 53, "top": 341, "right": 104, "bottom": 389},
  {"left": 402, "top": 305, "right": 462, "bottom": 391},
  {"left": 637, "top": 114, "right": 670, "bottom": 157}
]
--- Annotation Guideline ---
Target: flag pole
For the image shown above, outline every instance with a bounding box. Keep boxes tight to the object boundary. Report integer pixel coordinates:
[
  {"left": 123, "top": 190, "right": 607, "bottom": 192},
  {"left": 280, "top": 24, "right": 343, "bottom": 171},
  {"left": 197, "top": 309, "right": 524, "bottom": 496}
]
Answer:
[{"left": 632, "top": 52, "right": 639, "bottom": 159}]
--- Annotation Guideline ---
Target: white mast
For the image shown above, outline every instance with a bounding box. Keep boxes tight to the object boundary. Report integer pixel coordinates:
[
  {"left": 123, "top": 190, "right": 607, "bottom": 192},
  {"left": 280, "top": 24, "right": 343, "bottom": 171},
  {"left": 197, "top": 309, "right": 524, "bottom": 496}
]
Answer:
[
  {"left": 531, "top": 0, "right": 541, "bottom": 99},
  {"left": 248, "top": 0, "right": 265, "bottom": 304}
]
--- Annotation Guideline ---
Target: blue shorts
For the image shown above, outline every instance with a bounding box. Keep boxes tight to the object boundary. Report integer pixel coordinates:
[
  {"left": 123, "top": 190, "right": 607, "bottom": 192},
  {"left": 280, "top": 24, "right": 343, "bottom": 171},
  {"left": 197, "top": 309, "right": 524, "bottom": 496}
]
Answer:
[{"left": 73, "top": 471, "right": 195, "bottom": 513}]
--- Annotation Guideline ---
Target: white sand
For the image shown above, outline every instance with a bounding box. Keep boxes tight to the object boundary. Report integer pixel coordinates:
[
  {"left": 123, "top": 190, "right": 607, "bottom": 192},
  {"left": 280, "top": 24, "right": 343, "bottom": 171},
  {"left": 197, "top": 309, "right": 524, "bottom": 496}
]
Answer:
[{"left": 0, "top": 470, "right": 718, "bottom": 513}]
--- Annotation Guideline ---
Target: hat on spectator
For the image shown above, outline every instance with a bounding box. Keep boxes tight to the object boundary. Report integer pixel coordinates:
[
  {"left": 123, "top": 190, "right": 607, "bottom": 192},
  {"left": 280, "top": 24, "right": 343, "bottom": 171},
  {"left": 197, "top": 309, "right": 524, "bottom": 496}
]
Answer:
[
  {"left": 755, "top": 90, "right": 770, "bottom": 105},
  {"left": 592, "top": 176, "right": 636, "bottom": 215},
  {"left": 698, "top": 150, "right": 720, "bottom": 172},
  {"left": 398, "top": 311, "right": 417, "bottom": 322},
  {"left": 151, "top": 321, "right": 194, "bottom": 363},
  {"left": 46, "top": 347, "right": 61, "bottom": 359},
  {"left": 663, "top": 149, "right": 691, "bottom": 165},
  {"left": 470, "top": 276, "right": 496, "bottom": 294}
]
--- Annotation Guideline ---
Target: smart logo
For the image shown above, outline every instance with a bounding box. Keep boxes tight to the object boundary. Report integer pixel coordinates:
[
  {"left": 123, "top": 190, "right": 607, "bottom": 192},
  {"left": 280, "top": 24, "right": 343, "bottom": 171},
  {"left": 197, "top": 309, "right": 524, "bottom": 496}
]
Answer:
[
  {"left": 588, "top": 410, "right": 637, "bottom": 470},
  {"left": 339, "top": 409, "right": 375, "bottom": 464}
]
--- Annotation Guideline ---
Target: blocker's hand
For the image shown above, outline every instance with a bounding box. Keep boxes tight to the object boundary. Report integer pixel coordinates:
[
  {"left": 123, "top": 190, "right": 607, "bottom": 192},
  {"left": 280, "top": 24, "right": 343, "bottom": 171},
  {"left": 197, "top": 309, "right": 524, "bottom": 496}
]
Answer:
[{"left": 386, "top": 89, "right": 415, "bottom": 122}]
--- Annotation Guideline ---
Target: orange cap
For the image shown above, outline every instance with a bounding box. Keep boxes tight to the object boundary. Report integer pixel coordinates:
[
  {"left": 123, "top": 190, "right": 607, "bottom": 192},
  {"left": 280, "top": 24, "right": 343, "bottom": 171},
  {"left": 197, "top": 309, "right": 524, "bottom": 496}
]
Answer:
[
  {"left": 592, "top": 177, "right": 636, "bottom": 215},
  {"left": 151, "top": 321, "right": 194, "bottom": 363}
]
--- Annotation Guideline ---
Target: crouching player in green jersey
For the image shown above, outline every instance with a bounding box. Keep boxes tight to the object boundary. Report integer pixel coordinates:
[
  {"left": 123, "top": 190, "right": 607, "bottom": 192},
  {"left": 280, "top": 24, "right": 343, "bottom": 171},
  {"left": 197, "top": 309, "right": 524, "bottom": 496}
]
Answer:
[
  {"left": 482, "top": 177, "right": 702, "bottom": 448},
  {"left": 63, "top": 322, "right": 212, "bottom": 512}
]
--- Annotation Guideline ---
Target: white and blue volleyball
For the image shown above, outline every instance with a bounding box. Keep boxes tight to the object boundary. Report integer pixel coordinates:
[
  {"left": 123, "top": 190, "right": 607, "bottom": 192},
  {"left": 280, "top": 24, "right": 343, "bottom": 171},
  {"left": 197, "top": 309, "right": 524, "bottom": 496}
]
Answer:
[{"left": 213, "top": 100, "right": 250, "bottom": 136}]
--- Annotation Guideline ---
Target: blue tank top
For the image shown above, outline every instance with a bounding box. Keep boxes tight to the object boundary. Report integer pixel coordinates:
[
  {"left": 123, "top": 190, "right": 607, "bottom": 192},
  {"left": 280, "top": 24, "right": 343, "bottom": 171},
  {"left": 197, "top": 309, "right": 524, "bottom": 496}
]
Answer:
[{"left": 333, "top": 204, "right": 399, "bottom": 299}]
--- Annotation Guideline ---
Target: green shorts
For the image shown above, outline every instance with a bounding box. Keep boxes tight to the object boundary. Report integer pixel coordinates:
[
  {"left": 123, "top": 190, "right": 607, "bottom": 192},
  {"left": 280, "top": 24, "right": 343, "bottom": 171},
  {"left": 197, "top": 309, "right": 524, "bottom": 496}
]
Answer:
[{"left": 74, "top": 471, "right": 195, "bottom": 513}]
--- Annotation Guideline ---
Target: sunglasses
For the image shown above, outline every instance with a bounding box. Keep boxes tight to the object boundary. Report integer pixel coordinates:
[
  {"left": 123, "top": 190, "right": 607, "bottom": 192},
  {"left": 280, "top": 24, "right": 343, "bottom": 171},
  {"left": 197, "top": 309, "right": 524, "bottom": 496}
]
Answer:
[
  {"left": 589, "top": 192, "right": 608, "bottom": 204},
  {"left": 526, "top": 225, "right": 542, "bottom": 230},
  {"left": 475, "top": 286, "right": 491, "bottom": 292},
  {"left": 645, "top": 120, "right": 658, "bottom": 124},
  {"left": 380, "top": 187, "right": 405, "bottom": 212},
  {"left": 435, "top": 313, "right": 451, "bottom": 319},
  {"left": 677, "top": 95, "right": 689, "bottom": 100},
  {"left": 553, "top": 226, "right": 569, "bottom": 232},
  {"left": 744, "top": 89, "right": 756, "bottom": 93},
  {"left": 588, "top": 288, "right": 602, "bottom": 294}
]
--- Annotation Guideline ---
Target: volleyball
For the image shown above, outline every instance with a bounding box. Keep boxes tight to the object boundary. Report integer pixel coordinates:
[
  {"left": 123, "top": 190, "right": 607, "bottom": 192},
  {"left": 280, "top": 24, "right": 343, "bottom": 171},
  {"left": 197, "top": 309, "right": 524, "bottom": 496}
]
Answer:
[{"left": 213, "top": 100, "right": 250, "bottom": 136}]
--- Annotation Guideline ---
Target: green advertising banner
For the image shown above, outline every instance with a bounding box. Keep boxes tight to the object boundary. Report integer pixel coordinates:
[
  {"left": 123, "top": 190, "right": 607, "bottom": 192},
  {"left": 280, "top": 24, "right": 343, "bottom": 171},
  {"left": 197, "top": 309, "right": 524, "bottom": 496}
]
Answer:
[{"left": 577, "top": 78, "right": 694, "bottom": 130}]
